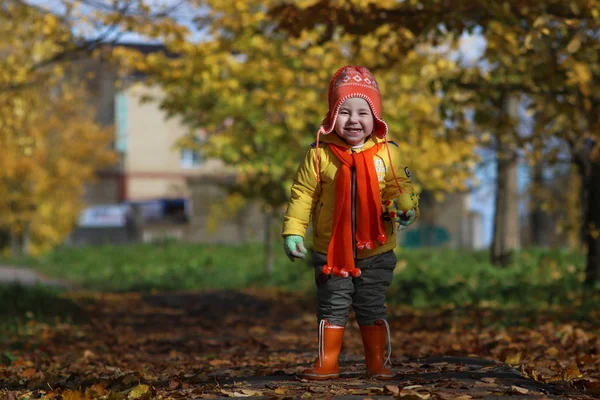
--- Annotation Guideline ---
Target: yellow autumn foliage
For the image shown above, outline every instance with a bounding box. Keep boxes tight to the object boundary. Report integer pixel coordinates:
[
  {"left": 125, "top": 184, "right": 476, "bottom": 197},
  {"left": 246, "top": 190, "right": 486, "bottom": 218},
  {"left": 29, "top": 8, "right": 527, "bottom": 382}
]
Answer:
[
  {"left": 140, "top": 0, "right": 478, "bottom": 210},
  {"left": 0, "top": 81, "right": 116, "bottom": 255}
]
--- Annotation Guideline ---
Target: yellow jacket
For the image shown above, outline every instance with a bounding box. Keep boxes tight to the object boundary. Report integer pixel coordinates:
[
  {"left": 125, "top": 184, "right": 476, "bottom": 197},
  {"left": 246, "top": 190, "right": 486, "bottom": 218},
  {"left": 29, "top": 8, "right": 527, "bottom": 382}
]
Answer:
[{"left": 282, "top": 133, "right": 419, "bottom": 258}]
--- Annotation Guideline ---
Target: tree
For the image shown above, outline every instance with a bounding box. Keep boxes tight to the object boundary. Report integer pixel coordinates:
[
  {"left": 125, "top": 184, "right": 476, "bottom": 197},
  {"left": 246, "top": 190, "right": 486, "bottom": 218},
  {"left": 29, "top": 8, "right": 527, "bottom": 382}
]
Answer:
[
  {"left": 0, "top": 0, "right": 186, "bottom": 92},
  {"left": 0, "top": 80, "right": 117, "bottom": 255},
  {"left": 0, "top": 0, "right": 187, "bottom": 255},
  {"left": 140, "top": 0, "right": 479, "bottom": 274}
]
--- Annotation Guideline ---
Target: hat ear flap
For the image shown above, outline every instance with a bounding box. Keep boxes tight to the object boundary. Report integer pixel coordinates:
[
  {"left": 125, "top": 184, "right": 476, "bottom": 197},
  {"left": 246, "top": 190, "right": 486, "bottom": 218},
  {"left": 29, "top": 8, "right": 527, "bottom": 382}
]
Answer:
[{"left": 373, "top": 117, "right": 388, "bottom": 138}]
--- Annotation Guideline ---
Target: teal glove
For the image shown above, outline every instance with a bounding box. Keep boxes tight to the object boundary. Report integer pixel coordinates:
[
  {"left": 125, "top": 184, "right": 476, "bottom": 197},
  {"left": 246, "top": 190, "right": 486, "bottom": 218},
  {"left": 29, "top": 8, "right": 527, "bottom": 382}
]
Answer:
[
  {"left": 398, "top": 208, "right": 417, "bottom": 230},
  {"left": 284, "top": 235, "right": 307, "bottom": 262}
]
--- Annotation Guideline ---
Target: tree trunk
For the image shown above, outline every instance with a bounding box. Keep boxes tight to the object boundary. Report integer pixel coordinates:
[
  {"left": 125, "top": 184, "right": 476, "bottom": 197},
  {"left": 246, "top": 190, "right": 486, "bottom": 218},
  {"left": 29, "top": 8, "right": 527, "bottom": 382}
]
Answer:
[
  {"left": 573, "top": 152, "right": 590, "bottom": 246},
  {"left": 491, "top": 95, "right": 521, "bottom": 266},
  {"left": 530, "top": 163, "right": 551, "bottom": 247},
  {"left": 264, "top": 210, "right": 275, "bottom": 275},
  {"left": 22, "top": 222, "right": 31, "bottom": 256},
  {"left": 491, "top": 150, "right": 520, "bottom": 266},
  {"left": 10, "top": 228, "right": 23, "bottom": 258},
  {"left": 0, "top": 228, "right": 9, "bottom": 252},
  {"left": 584, "top": 158, "right": 600, "bottom": 288}
]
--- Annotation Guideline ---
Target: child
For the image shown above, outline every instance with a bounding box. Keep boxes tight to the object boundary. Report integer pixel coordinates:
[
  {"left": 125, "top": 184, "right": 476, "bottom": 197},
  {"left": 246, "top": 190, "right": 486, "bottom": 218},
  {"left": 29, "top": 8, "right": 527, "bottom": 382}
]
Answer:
[{"left": 282, "top": 66, "right": 419, "bottom": 380}]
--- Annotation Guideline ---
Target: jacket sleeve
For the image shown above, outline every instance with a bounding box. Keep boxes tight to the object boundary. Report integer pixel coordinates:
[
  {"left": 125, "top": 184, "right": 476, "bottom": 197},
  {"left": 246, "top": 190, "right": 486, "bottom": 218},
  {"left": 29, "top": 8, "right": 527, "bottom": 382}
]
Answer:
[
  {"left": 282, "top": 146, "right": 321, "bottom": 238},
  {"left": 382, "top": 144, "right": 420, "bottom": 222}
]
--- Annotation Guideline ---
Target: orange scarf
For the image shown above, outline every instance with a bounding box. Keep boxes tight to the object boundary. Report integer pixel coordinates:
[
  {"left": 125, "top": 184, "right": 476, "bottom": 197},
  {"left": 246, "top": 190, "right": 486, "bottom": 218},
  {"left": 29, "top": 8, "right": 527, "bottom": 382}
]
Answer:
[{"left": 326, "top": 143, "right": 387, "bottom": 276}]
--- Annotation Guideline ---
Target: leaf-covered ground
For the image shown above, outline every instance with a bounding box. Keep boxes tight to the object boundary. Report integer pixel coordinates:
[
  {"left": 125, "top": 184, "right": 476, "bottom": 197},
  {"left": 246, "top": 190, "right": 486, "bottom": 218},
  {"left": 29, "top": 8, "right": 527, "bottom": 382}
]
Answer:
[{"left": 2, "top": 289, "right": 600, "bottom": 399}]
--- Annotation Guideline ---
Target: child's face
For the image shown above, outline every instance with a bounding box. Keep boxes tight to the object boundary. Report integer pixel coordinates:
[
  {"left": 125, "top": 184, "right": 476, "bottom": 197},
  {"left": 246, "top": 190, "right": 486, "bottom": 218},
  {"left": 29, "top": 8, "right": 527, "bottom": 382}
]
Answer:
[{"left": 335, "top": 97, "right": 374, "bottom": 146}]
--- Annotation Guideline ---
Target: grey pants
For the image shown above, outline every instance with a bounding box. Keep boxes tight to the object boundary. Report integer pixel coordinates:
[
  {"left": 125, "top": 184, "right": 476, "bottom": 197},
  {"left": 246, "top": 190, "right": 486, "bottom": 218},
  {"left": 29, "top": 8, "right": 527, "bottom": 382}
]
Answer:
[{"left": 313, "top": 250, "right": 397, "bottom": 326}]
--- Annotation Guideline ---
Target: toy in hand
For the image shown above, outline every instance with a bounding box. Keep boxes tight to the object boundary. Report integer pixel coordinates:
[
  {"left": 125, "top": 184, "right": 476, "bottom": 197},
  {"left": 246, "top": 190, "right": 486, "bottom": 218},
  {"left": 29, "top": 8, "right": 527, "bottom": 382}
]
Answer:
[
  {"left": 383, "top": 191, "right": 419, "bottom": 229},
  {"left": 322, "top": 264, "right": 361, "bottom": 278}
]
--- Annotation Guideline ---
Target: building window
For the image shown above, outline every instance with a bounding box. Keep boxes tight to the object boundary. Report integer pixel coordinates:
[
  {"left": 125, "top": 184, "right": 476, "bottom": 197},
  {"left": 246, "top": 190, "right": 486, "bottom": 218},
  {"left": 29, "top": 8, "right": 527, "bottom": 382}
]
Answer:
[{"left": 180, "top": 148, "right": 202, "bottom": 168}]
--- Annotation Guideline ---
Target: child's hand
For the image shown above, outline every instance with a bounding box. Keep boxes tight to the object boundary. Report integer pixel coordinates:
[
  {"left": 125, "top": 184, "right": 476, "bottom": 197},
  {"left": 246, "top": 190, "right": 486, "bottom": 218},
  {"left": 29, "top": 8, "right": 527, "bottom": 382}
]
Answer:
[
  {"left": 398, "top": 208, "right": 417, "bottom": 230},
  {"left": 383, "top": 198, "right": 417, "bottom": 231},
  {"left": 284, "top": 235, "right": 307, "bottom": 262}
]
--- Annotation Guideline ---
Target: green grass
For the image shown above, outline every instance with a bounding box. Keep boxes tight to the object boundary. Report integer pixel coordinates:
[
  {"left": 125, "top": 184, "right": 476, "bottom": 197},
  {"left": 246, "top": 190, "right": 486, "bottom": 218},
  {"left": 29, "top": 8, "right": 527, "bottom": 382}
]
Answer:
[
  {"left": 8, "top": 240, "right": 316, "bottom": 292},
  {"left": 390, "top": 247, "right": 587, "bottom": 308},
  {"left": 2, "top": 241, "right": 590, "bottom": 309}
]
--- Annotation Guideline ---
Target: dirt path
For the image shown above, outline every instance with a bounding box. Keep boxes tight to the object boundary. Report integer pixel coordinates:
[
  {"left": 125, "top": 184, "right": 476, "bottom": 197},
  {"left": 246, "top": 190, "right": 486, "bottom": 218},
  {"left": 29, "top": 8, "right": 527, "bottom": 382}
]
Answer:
[
  {"left": 0, "top": 265, "right": 70, "bottom": 288},
  {"left": 1, "top": 290, "right": 598, "bottom": 399}
]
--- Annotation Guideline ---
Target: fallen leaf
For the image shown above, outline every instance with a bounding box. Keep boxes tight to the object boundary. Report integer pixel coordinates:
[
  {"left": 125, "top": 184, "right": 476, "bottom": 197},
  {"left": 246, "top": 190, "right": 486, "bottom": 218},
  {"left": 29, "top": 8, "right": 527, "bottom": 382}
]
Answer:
[
  {"left": 129, "top": 384, "right": 150, "bottom": 399},
  {"left": 21, "top": 368, "right": 36, "bottom": 378},
  {"left": 83, "top": 349, "right": 96, "bottom": 361},
  {"left": 403, "top": 385, "right": 423, "bottom": 390},
  {"left": 384, "top": 385, "right": 400, "bottom": 394},
  {"left": 86, "top": 383, "right": 107, "bottom": 397},
  {"left": 274, "top": 387, "right": 287, "bottom": 394},
  {"left": 169, "top": 380, "right": 181, "bottom": 389},
  {"left": 220, "top": 390, "right": 249, "bottom": 398},
  {"left": 545, "top": 347, "right": 559, "bottom": 357},
  {"left": 480, "top": 377, "right": 497, "bottom": 384},
  {"left": 511, "top": 385, "right": 529, "bottom": 394},
  {"left": 561, "top": 363, "right": 583, "bottom": 381},
  {"left": 505, "top": 352, "right": 521, "bottom": 365},
  {"left": 240, "top": 389, "right": 262, "bottom": 396},
  {"left": 209, "top": 359, "right": 231, "bottom": 367},
  {"left": 62, "top": 390, "right": 83, "bottom": 400},
  {"left": 399, "top": 389, "right": 430, "bottom": 399}
]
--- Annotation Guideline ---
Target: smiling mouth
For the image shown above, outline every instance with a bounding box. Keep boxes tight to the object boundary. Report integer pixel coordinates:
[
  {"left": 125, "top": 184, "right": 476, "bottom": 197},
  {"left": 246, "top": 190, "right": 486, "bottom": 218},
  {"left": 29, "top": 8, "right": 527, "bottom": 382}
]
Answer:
[{"left": 345, "top": 128, "right": 362, "bottom": 133}]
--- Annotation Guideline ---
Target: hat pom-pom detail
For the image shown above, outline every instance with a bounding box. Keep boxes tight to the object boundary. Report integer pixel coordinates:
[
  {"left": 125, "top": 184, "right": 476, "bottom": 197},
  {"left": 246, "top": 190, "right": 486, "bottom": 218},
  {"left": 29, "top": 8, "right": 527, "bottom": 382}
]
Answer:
[
  {"left": 356, "top": 241, "right": 365, "bottom": 250},
  {"left": 364, "top": 241, "right": 374, "bottom": 250},
  {"left": 377, "top": 234, "right": 387, "bottom": 245},
  {"left": 351, "top": 269, "right": 361, "bottom": 278},
  {"left": 322, "top": 265, "right": 332, "bottom": 275}
]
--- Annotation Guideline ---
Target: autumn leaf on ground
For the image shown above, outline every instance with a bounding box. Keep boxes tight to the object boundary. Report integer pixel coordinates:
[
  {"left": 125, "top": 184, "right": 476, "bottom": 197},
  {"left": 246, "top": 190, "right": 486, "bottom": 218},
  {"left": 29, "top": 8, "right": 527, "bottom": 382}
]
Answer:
[
  {"left": 239, "top": 389, "right": 262, "bottom": 396},
  {"left": 561, "top": 363, "right": 583, "bottom": 381},
  {"left": 273, "top": 387, "right": 287, "bottom": 394},
  {"left": 511, "top": 385, "right": 529, "bottom": 394},
  {"left": 545, "top": 347, "right": 560, "bottom": 357},
  {"left": 61, "top": 390, "right": 84, "bottom": 400},
  {"left": 85, "top": 384, "right": 107, "bottom": 397},
  {"left": 399, "top": 388, "right": 431, "bottom": 399},
  {"left": 129, "top": 384, "right": 151, "bottom": 399},
  {"left": 504, "top": 352, "right": 521, "bottom": 365},
  {"left": 220, "top": 389, "right": 250, "bottom": 397},
  {"left": 384, "top": 385, "right": 400, "bottom": 394},
  {"left": 20, "top": 368, "right": 36, "bottom": 379}
]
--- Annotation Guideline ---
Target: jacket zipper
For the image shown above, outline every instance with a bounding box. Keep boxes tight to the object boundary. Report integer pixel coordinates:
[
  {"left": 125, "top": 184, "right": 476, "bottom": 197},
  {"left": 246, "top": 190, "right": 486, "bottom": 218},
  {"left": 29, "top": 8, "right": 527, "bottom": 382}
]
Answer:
[{"left": 351, "top": 166, "right": 357, "bottom": 258}]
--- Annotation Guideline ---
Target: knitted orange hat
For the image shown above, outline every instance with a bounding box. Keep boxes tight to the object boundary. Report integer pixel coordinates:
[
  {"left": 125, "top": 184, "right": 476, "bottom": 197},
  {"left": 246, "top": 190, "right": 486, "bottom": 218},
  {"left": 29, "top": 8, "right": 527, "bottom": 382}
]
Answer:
[{"left": 318, "top": 66, "right": 388, "bottom": 139}]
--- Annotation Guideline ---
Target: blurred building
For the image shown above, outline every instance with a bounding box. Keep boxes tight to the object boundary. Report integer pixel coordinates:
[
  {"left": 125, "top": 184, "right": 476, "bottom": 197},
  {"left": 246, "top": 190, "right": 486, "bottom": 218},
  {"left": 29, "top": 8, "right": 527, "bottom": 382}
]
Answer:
[{"left": 67, "top": 43, "right": 256, "bottom": 245}]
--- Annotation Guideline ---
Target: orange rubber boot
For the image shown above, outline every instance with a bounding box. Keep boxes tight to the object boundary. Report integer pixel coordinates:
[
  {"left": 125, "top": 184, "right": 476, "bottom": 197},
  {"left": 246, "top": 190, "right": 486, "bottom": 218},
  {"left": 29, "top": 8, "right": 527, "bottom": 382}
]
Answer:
[
  {"left": 360, "top": 320, "right": 394, "bottom": 380},
  {"left": 302, "top": 320, "right": 345, "bottom": 380}
]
